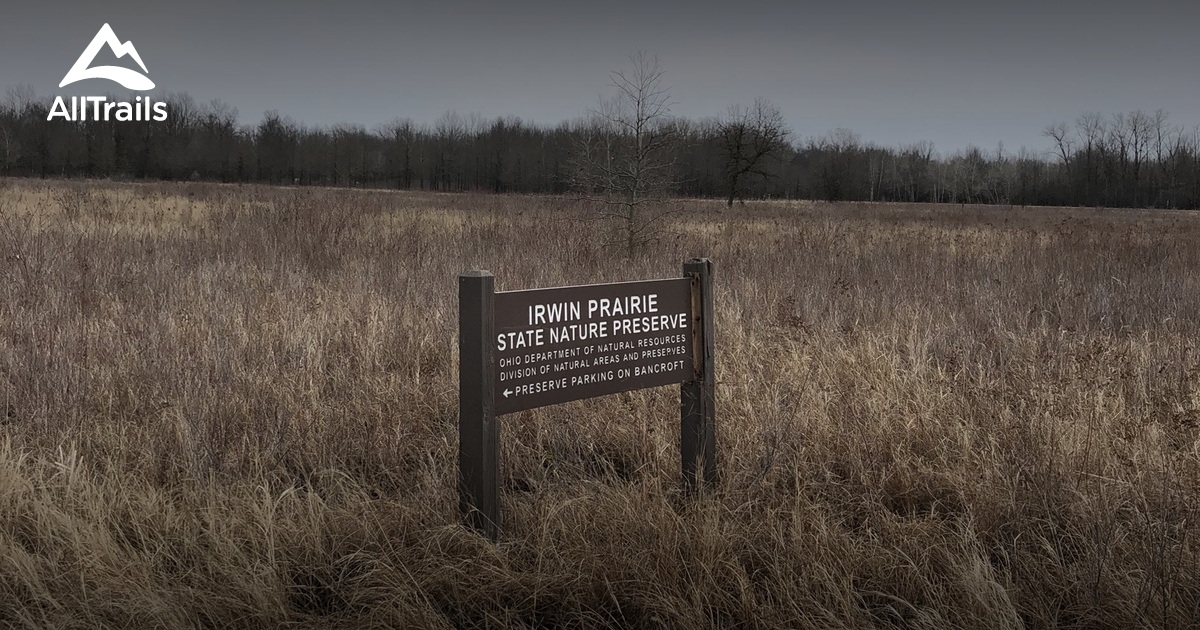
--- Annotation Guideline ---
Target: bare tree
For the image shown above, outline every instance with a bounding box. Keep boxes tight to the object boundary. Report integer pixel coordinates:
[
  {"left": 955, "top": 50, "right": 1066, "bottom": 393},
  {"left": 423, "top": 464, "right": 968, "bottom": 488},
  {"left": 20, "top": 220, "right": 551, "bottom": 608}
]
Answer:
[
  {"left": 198, "top": 99, "right": 238, "bottom": 181},
  {"left": 1076, "top": 112, "right": 1104, "bottom": 204},
  {"left": 378, "top": 117, "right": 416, "bottom": 189},
  {"left": 1043, "top": 121, "right": 1074, "bottom": 168},
  {"left": 897, "top": 141, "right": 934, "bottom": 202},
  {"left": 717, "top": 98, "right": 790, "bottom": 206},
  {"left": 1, "top": 85, "right": 33, "bottom": 176},
  {"left": 569, "top": 51, "right": 678, "bottom": 256},
  {"left": 434, "top": 110, "right": 466, "bottom": 190},
  {"left": 0, "top": 125, "right": 17, "bottom": 175},
  {"left": 4, "top": 84, "right": 37, "bottom": 116}
]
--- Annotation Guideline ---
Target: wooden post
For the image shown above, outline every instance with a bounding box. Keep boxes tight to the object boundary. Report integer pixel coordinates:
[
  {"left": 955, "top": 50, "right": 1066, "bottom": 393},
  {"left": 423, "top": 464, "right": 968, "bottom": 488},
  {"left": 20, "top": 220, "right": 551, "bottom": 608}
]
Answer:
[
  {"left": 681, "top": 258, "right": 717, "bottom": 492},
  {"left": 459, "top": 270, "right": 499, "bottom": 540}
]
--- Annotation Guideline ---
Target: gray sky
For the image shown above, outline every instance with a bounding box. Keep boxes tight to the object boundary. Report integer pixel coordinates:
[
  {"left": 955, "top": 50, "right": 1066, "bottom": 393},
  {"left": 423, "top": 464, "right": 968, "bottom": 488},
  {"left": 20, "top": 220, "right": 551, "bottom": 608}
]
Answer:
[{"left": 2, "top": 0, "right": 1196, "bottom": 156}]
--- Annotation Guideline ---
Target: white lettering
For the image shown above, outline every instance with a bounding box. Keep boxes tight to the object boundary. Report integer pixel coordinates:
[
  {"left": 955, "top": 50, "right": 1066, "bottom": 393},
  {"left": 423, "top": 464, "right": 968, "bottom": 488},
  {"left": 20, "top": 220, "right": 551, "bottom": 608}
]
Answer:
[{"left": 46, "top": 96, "right": 71, "bottom": 121}]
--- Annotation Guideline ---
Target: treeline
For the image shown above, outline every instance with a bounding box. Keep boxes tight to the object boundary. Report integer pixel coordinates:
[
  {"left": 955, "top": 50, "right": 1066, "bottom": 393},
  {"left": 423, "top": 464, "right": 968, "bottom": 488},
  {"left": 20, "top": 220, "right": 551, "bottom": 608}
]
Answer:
[{"left": 3, "top": 87, "right": 1200, "bottom": 209}]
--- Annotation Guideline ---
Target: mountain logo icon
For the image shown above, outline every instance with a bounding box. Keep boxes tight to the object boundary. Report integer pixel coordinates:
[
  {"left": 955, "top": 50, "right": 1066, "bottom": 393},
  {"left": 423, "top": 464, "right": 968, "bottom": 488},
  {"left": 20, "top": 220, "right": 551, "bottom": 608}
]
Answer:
[{"left": 59, "top": 23, "right": 155, "bottom": 91}]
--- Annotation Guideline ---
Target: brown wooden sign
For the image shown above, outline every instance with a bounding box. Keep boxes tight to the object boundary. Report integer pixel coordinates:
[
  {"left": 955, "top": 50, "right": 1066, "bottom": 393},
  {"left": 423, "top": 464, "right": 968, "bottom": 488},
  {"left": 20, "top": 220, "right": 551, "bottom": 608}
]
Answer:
[
  {"left": 458, "top": 259, "right": 716, "bottom": 540},
  {"left": 493, "top": 278, "right": 695, "bottom": 415}
]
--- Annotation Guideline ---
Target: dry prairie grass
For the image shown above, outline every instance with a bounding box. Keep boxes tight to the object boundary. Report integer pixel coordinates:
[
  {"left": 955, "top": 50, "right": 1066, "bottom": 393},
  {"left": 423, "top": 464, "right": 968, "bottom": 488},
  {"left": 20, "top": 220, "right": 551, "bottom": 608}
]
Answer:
[{"left": 0, "top": 178, "right": 1198, "bottom": 628}]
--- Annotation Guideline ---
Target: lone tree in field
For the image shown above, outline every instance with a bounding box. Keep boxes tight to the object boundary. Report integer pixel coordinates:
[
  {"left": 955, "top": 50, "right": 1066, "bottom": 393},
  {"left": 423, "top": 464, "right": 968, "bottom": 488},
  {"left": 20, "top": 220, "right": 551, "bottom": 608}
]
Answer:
[
  {"left": 570, "top": 52, "right": 678, "bottom": 256},
  {"left": 718, "top": 98, "right": 790, "bottom": 206}
]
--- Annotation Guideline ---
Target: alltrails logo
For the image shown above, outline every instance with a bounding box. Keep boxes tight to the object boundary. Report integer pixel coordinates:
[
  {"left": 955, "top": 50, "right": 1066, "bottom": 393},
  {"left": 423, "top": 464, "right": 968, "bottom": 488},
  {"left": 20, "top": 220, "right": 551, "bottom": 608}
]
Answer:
[{"left": 47, "top": 23, "right": 168, "bottom": 122}]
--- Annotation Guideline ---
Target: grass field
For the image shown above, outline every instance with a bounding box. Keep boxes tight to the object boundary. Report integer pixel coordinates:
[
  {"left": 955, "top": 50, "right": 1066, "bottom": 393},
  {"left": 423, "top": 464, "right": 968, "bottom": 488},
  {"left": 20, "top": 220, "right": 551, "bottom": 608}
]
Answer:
[{"left": 0, "top": 178, "right": 1198, "bottom": 628}]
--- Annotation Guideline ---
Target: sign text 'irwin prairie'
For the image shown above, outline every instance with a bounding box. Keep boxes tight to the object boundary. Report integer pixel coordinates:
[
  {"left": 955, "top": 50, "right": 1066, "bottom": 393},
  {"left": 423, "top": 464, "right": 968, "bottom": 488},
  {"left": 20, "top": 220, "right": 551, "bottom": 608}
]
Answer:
[{"left": 493, "top": 278, "right": 695, "bottom": 414}]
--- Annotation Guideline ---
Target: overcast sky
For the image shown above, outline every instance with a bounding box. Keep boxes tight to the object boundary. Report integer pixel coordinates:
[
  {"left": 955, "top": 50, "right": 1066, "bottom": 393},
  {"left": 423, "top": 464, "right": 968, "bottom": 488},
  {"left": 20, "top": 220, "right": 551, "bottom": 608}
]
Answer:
[{"left": 1, "top": 0, "right": 1196, "bottom": 156}]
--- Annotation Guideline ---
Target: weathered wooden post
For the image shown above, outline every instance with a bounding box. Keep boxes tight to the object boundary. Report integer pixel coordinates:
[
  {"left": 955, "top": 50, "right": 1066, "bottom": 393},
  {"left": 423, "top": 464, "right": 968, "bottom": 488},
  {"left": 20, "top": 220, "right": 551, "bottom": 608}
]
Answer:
[
  {"left": 681, "top": 258, "right": 717, "bottom": 491},
  {"left": 458, "top": 270, "right": 499, "bottom": 540}
]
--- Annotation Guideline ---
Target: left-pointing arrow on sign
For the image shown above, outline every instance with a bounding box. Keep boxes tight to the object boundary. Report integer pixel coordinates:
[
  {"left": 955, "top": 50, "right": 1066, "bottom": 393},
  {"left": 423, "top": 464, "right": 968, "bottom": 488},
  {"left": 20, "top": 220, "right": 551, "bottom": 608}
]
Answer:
[{"left": 503, "top": 389, "right": 513, "bottom": 398}]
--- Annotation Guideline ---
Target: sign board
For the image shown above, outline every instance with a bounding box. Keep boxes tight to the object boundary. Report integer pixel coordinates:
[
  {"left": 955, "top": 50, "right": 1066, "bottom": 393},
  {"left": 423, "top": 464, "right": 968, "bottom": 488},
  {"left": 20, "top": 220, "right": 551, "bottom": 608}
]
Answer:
[
  {"left": 458, "top": 259, "right": 716, "bottom": 540},
  {"left": 493, "top": 278, "right": 695, "bottom": 414}
]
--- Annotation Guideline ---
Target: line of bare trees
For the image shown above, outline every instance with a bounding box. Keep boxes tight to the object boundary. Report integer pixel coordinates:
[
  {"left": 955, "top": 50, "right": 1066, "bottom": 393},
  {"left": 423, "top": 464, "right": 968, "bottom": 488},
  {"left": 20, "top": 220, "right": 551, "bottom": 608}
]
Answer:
[
  {"left": 1042, "top": 110, "right": 1200, "bottom": 209},
  {"left": 3, "top": 83, "right": 1199, "bottom": 209}
]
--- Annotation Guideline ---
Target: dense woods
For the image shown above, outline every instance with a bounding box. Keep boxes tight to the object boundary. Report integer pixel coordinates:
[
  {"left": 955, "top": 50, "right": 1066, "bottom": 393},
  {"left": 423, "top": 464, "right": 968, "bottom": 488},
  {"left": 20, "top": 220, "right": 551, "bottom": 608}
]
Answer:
[{"left": 3, "top": 86, "right": 1199, "bottom": 209}]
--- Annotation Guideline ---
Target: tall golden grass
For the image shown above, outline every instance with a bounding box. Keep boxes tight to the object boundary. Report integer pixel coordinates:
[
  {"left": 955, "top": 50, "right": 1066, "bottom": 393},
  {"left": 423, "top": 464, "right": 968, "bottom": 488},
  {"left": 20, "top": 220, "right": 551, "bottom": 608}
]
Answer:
[{"left": 0, "top": 178, "right": 1197, "bottom": 628}]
